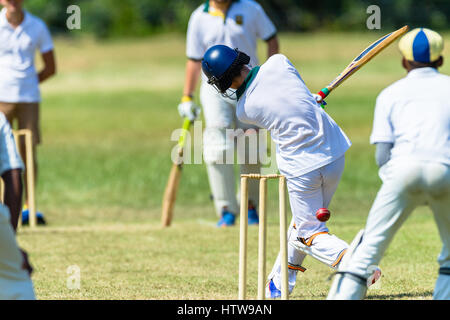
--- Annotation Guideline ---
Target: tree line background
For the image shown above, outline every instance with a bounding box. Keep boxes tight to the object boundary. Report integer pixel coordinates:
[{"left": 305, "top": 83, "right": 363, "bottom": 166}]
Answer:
[{"left": 24, "top": 0, "right": 450, "bottom": 38}]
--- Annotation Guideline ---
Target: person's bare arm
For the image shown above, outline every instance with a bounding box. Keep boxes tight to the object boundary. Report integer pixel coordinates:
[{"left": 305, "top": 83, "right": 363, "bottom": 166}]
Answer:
[
  {"left": 38, "top": 50, "right": 56, "bottom": 83},
  {"left": 183, "top": 59, "right": 202, "bottom": 97},
  {"left": 266, "top": 35, "right": 279, "bottom": 58},
  {"left": 2, "top": 169, "right": 23, "bottom": 232}
]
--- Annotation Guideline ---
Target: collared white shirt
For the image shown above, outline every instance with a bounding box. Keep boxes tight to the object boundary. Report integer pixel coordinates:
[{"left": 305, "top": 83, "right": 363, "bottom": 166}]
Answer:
[
  {"left": 0, "top": 8, "right": 53, "bottom": 103},
  {"left": 371, "top": 67, "right": 450, "bottom": 166},
  {"left": 186, "top": 0, "right": 276, "bottom": 67},
  {"left": 236, "top": 54, "right": 352, "bottom": 178}
]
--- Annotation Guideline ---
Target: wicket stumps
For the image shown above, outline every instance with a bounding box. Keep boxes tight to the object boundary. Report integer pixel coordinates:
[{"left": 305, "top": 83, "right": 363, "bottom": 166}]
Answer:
[
  {"left": 239, "top": 174, "right": 289, "bottom": 300},
  {"left": 13, "top": 129, "right": 37, "bottom": 228}
]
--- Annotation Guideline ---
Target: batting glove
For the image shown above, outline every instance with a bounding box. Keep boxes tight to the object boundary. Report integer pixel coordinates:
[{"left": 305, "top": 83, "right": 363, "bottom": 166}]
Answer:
[
  {"left": 178, "top": 96, "right": 201, "bottom": 121},
  {"left": 312, "top": 94, "right": 327, "bottom": 107}
]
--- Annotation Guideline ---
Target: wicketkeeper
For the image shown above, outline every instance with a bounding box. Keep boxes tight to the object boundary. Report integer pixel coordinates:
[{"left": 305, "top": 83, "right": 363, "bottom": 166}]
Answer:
[
  {"left": 327, "top": 28, "right": 450, "bottom": 300},
  {"left": 201, "top": 45, "right": 359, "bottom": 298}
]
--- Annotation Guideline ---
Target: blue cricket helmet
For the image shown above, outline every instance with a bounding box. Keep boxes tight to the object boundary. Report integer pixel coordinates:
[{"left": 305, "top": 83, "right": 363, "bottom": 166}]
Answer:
[{"left": 202, "top": 45, "right": 250, "bottom": 94}]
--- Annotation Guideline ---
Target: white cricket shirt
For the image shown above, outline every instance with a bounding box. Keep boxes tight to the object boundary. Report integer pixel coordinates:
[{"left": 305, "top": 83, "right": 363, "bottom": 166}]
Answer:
[
  {"left": 0, "top": 9, "right": 53, "bottom": 103},
  {"left": 236, "top": 54, "right": 352, "bottom": 178},
  {"left": 371, "top": 67, "right": 450, "bottom": 165},
  {"left": 186, "top": 0, "right": 276, "bottom": 67}
]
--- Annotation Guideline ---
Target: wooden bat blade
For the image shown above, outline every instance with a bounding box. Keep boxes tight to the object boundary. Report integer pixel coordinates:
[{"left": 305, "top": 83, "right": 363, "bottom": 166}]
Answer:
[
  {"left": 328, "top": 26, "right": 408, "bottom": 89},
  {"left": 161, "top": 163, "right": 182, "bottom": 227},
  {"left": 317, "top": 25, "right": 409, "bottom": 100},
  {"left": 161, "top": 117, "right": 191, "bottom": 227}
]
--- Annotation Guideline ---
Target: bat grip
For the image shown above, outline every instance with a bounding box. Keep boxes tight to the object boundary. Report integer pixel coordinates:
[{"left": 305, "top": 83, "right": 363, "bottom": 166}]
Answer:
[
  {"left": 176, "top": 117, "right": 193, "bottom": 159},
  {"left": 178, "top": 118, "right": 192, "bottom": 149},
  {"left": 317, "top": 87, "right": 330, "bottom": 100},
  {"left": 316, "top": 88, "right": 330, "bottom": 109}
]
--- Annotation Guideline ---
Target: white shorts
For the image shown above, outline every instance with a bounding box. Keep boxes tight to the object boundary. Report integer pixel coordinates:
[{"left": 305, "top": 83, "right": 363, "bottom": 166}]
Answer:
[{"left": 0, "top": 113, "right": 24, "bottom": 175}]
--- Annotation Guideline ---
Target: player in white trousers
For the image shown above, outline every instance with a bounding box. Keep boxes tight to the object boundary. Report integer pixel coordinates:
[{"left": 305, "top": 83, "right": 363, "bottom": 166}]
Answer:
[
  {"left": 178, "top": 0, "right": 279, "bottom": 227},
  {"left": 0, "top": 113, "right": 35, "bottom": 299},
  {"left": 201, "top": 45, "right": 373, "bottom": 298},
  {"left": 327, "top": 28, "right": 450, "bottom": 300}
]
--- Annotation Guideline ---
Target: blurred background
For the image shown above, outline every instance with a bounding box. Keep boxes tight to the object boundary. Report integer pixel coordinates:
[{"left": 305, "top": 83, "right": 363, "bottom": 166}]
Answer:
[
  {"left": 13, "top": 0, "right": 450, "bottom": 299},
  {"left": 28, "top": 0, "right": 450, "bottom": 37}
]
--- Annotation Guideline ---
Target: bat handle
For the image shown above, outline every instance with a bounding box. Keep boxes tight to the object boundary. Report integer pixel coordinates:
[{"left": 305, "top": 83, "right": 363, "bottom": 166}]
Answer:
[
  {"left": 317, "top": 87, "right": 330, "bottom": 108},
  {"left": 178, "top": 118, "right": 192, "bottom": 148},
  {"left": 317, "top": 87, "right": 330, "bottom": 100},
  {"left": 176, "top": 117, "right": 193, "bottom": 158}
]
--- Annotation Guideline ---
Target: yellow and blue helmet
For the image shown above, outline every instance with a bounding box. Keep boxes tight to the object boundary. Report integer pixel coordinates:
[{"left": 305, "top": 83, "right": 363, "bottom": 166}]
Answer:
[{"left": 398, "top": 28, "right": 444, "bottom": 63}]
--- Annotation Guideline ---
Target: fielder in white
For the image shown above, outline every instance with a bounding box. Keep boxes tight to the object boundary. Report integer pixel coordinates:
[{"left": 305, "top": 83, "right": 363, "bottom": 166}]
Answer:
[
  {"left": 0, "top": 113, "right": 35, "bottom": 299},
  {"left": 178, "top": 0, "right": 279, "bottom": 227},
  {"left": 328, "top": 28, "right": 450, "bottom": 300},
  {"left": 201, "top": 45, "right": 384, "bottom": 298}
]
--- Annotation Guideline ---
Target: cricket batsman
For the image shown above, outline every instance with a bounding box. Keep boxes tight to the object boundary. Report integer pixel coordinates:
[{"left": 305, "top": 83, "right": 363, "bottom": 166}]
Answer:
[
  {"left": 201, "top": 45, "right": 355, "bottom": 298},
  {"left": 0, "top": 113, "right": 35, "bottom": 299},
  {"left": 327, "top": 28, "right": 450, "bottom": 300},
  {"left": 178, "top": 0, "right": 279, "bottom": 227}
]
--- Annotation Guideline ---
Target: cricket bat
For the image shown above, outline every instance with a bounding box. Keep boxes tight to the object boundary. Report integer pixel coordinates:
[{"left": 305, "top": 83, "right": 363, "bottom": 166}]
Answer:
[
  {"left": 317, "top": 25, "right": 409, "bottom": 101},
  {"left": 161, "top": 117, "right": 191, "bottom": 227}
]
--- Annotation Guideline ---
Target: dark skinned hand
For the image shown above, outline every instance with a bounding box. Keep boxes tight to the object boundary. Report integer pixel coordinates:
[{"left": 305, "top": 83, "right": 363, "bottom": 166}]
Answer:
[{"left": 20, "top": 248, "right": 33, "bottom": 276}]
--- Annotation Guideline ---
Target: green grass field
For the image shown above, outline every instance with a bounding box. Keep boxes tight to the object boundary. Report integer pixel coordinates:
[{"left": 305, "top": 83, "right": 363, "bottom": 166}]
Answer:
[{"left": 17, "top": 32, "right": 450, "bottom": 300}]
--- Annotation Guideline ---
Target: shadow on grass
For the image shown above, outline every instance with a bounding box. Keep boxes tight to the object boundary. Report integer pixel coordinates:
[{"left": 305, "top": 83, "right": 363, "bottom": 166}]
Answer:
[
  {"left": 366, "top": 290, "right": 434, "bottom": 300},
  {"left": 293, "top": 290, "right": 434, "bottom": 300}
]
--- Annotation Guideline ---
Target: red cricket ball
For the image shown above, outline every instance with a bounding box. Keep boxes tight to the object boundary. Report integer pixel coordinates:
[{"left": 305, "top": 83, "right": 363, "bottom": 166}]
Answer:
[{"left": 316, "top": 208, "right": 330, "bottom": 222}]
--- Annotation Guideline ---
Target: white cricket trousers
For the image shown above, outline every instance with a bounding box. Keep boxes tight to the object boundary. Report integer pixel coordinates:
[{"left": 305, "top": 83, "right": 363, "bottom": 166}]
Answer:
[
  {"left": 200, "top": 81, "right": 263, "bottom": 216},
  {"left": 268, "top": 156, "right": 349, "bottom": 292},
  {"left": 329, "top": 159, "right": 450, "bottom": 299},
  {"left": 0, "top": 204, "right": 35, "bottom": 299}
]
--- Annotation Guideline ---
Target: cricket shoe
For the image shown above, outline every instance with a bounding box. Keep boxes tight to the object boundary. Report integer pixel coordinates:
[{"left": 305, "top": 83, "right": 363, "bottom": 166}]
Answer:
[
  {"left": 367, "top": 267, "right": 382, "bottom": 287},
  {"left": 247, "top": 205, "right": 259, "bottom": 225},
  {"left": 217, "top": 209, "right": 235, "bottom": 227},
  {"left": 265, "top": 279, "right": 281, "bottom": 299},
  {"left": 21, "top": 206, "right": 46, "bottom": 225}
]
